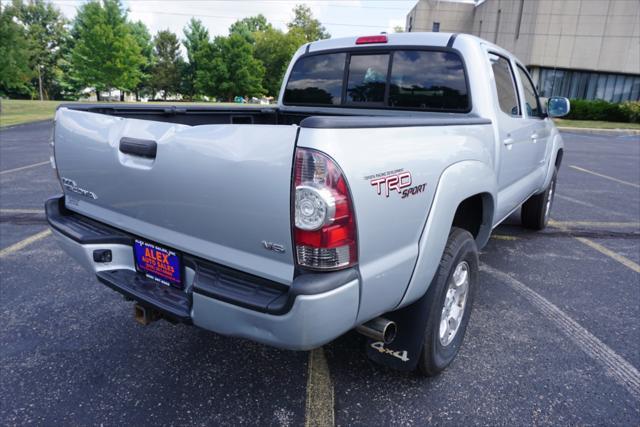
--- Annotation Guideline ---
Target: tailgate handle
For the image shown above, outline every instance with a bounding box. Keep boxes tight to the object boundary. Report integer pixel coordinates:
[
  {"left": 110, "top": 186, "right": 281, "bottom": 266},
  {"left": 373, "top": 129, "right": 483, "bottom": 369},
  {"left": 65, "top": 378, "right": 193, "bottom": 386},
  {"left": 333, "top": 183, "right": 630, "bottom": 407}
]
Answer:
[{"left": 119, "top": 137, "right": 157, "bottom": 159}]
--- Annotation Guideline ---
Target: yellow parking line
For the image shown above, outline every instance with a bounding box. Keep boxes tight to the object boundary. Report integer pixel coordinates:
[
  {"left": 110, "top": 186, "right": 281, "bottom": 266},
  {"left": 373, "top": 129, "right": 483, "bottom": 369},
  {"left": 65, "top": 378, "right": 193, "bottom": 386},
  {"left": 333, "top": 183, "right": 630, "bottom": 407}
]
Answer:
[
  {"left": 549, "top": 221, "right": 640, "bottom": 273},
  {"left": 569, "top": 165, "right": 640, "bottom": 189},
  {"left": 305, "top": 347, "right": 334, "bottom": 427},
  {"left": 0, "top": 160, "right": 50, "bottom": 175},
  {"left": 549, "top": 220, "right": 640, "bottom": 229},
  {"left": 491, "top": 234, "right": 518, "bottom": 240},
  {"left": 574, "top": 237, "right": 640, "bottom": 274},
  {"left": 0, "top": 208, "right": 44, "bottom": 214},
  {"left": 0, "top": 229, "right": 51, "bottom": 258}
]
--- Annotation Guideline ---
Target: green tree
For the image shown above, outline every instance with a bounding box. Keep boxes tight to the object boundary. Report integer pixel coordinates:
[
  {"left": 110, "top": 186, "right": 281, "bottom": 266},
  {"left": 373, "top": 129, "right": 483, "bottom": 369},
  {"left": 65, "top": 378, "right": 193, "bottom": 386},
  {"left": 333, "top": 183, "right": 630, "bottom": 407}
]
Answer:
[
  {"left": 150, "top": 29, "right": 183, "bottom": 100},
  {"left": 393, "top": 25, "right": 404, "bottom": 33},
  {"left": 182, "top": 18, "right": 209, "bottom": 100},
  {"left": 195, "top": 33, "right": 264, "bottom": 101},
  {"left": 287, "top": 4, "right": 329, "bottom": 42},
  {"left": 69, "top": 0, "right": 143, "bottom": 100},
  {"left": 229, "top": 14, "right": 271, "bottom": 43},
  {"left": 254, "top": 27, "right": 306, "bottom": 96},
  {"left": 7, "top": 0, "right": 68, "bottom": 100},
  {"left": 128, "top": 20, "right": 154, "bottom": 100},
  {"left": 0, "top": 4, "right": 32, "bottom": 97}
]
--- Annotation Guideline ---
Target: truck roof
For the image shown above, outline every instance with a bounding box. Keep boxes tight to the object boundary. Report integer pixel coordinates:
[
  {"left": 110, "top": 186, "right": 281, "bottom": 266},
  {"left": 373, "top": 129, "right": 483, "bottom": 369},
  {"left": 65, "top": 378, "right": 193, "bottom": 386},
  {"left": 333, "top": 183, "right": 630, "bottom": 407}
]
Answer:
[
  {"left": 307, "top": 32, "right": 460, "bottom": 53},
  {"left": 305, "top": 32, "right": 508, "bottom": 59}
]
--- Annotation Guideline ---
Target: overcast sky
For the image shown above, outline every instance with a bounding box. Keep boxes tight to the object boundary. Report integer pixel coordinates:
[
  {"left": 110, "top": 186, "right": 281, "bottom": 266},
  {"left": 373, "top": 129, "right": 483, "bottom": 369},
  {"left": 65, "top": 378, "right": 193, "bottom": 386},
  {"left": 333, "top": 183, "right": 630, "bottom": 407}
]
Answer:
[{"left": 39, "top": 0, "right": 424, "bottom": 40}]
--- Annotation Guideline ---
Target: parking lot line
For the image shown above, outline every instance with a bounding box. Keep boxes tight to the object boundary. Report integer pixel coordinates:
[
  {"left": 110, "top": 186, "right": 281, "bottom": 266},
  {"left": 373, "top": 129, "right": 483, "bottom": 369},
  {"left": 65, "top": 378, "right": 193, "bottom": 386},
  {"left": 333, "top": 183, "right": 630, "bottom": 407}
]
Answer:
[
  {"left": 0, "top": 160, "right": 50, "bottom": 175},
  {"left": 482, "top": 264, "right": 640, "bottom": 400},
  {"left": 0, "top": 229, "right": 51, "bottom": 258},
  {"left": 491, "top": 234, "right": 518, "bottom": 240},
  {"left": 0, "top": 208, "right": 44, "bottom": 214},
  {"left": 305, "top": 347, "right": 334, "bottom": 427},
  {"left": 556, "top": 194, "right": 632, "bottom": 219},
  {"left": 549, "top": 221, "right": 640, "bottom": 273},
  {"left": 574, "top": 237, "right": 640, "bottom": 274},
  {"left": 569, "top": 165, "right": 640, "bottom": 189},
  {"left": 549, "top": 220, "right": 640, "bottom": 229}
]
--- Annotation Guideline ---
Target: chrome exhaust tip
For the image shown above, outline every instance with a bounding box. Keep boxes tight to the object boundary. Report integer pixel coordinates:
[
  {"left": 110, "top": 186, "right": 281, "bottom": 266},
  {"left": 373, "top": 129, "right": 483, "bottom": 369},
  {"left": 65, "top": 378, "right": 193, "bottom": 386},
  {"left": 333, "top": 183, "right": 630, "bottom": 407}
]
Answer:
[{"left": 356, "top": 317, "right": 397, "bottom": 344}]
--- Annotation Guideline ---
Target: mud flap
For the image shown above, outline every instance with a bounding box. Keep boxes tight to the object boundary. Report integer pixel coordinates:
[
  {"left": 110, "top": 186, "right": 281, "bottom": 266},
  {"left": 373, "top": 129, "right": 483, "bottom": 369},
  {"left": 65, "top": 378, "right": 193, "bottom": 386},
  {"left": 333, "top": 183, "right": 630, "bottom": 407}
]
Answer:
[{"left": 365, "top": 289, "right": 433, "bottom": 372}]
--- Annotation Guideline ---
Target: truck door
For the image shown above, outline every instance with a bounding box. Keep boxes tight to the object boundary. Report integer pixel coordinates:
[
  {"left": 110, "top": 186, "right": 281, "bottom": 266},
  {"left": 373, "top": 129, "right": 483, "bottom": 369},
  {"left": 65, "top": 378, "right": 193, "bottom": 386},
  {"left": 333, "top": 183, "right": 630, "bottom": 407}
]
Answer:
[
  {"left": 487, "top": 52, "right": 538, "bottom": 190},
  {"left": 515, "top": 64, "right": 550, "bottom": 171}
]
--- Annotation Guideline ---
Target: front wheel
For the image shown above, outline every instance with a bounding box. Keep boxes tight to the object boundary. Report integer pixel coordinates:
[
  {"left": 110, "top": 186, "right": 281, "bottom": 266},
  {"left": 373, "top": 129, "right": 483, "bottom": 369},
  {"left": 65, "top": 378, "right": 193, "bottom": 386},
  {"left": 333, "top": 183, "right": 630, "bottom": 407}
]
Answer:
[
  {"left": 521, "top": 167, "right": 558, "bottom": 230},
  {"left": 418, "top": 227, "right": 478, "bottom": 376}
]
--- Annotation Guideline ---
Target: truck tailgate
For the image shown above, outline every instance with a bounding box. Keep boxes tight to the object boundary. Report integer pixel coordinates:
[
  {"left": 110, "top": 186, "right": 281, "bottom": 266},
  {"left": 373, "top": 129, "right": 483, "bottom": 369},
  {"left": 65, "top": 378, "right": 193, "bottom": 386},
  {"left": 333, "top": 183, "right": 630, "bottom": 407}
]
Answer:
[{"left": 54, "top": 108, "right": 298, "bottom": 284}]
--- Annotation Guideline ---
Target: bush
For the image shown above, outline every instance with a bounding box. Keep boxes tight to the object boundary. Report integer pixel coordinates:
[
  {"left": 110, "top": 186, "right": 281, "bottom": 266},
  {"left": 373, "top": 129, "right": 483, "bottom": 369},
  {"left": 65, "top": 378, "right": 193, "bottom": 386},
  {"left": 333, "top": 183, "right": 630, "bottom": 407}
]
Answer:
[
  {"left": 566, "top": 99, "right": 640, "bottom": 123},
  {"left": 619, "top": 101, "right": 640, "bottom": 123}
]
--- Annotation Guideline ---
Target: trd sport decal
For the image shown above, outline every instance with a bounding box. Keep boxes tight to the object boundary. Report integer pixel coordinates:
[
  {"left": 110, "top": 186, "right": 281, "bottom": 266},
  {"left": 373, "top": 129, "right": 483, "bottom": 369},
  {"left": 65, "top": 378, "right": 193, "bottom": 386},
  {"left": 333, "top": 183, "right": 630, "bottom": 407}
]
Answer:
[{"left": 364, "top": 169, "right": 426, "bottom": 199}]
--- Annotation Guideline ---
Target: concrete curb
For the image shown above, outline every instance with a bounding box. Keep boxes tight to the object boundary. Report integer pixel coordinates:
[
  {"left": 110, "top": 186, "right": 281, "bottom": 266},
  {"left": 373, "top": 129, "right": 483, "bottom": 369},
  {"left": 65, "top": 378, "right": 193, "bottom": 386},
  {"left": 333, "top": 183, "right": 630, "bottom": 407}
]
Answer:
[{"left": 557, "top": 126, "right": 640, "bottom": 136}]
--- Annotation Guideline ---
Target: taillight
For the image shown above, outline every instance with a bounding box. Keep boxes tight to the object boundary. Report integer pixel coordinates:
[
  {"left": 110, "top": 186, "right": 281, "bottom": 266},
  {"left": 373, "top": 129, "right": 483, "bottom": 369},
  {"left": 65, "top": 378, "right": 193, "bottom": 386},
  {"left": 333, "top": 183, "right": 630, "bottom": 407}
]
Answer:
[{"left": 293, "top": 148, "right": 357, "bottom": 270}]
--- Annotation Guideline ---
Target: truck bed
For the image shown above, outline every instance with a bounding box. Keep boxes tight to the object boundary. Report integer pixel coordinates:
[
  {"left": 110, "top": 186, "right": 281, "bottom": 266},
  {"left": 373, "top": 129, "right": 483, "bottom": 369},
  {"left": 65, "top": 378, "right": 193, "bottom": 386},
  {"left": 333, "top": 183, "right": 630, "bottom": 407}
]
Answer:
[{"left": 59, "top": 103, "right": 490, "bottom": 128}]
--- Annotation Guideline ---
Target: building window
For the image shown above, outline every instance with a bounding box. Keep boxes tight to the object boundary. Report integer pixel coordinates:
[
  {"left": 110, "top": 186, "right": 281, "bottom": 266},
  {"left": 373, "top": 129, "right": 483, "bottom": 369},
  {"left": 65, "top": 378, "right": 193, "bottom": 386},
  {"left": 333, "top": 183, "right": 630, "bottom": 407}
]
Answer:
[
  {"left": 432, "top": 22, "right": 440, "bottom": 32},
  {"left": 537, "top": 67, "right": 640, "bottom": 102}
]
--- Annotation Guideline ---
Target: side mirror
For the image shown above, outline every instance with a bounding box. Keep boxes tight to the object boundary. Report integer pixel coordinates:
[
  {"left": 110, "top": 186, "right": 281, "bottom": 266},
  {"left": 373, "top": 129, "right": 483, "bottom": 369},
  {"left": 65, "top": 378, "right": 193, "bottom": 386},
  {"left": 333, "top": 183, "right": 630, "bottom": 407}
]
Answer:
[{"left": 547, "top": 97, "right": 570, "bottom": 118}]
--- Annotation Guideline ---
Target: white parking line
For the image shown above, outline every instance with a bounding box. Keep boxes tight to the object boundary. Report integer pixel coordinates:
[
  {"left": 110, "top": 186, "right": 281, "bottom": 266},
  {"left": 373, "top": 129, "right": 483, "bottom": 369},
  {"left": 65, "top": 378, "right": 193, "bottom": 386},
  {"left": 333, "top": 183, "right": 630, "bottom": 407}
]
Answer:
[
  {"left": 0, "top": 160, "right": 50, "bottom": 175},
  {"left": 555, "top": 194, "right": 631, "bottom": 219},
  {"left": 569, "top": 165, "right": 640, "bottom": 189},
  {"left": 482, "top": 264, "right": 640, "bottom": 400},
  {"left": 305, "top": 347, "right": 334, "bottom": 427},
  {"left": 0, "top": 229, "right": 51, "bottom": 258}
]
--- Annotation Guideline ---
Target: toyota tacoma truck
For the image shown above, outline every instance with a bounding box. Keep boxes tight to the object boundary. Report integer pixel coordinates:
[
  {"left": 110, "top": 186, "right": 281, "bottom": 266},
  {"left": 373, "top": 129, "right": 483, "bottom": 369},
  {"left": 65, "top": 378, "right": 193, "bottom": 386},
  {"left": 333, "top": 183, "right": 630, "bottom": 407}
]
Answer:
[{"left": 46, "top": 32, "right": 569, "bottom": 375}]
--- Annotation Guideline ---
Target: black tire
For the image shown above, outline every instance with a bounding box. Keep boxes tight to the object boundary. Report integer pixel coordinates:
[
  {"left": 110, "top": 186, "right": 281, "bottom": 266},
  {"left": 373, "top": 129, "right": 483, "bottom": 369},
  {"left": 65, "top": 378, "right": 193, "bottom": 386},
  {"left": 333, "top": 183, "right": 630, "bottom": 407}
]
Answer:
[
  {"left": 521, "top": 167, "right": 558, "bottom": 230},
  {"left": 418, "top": 227, "right": 478, "bottom": 377}
]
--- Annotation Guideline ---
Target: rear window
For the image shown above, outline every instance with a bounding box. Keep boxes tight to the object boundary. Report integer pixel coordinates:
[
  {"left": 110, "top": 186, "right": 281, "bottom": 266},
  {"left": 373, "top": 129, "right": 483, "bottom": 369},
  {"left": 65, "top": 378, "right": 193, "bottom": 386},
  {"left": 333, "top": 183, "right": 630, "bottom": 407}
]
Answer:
[
  {"left": 346, "top": 54, "right": 389, "bottom": 104},
  {"left": 283, "top": 49, "right": 469, "bottom": 112},
  {"left": 282, "top": 53, "right": 346, "bottom": 105}
]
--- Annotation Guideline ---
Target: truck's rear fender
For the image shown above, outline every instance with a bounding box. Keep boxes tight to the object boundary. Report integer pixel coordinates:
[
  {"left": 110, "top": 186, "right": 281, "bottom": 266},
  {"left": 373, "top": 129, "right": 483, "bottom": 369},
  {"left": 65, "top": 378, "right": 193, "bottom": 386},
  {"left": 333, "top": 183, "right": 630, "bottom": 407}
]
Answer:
[
  {"left": 296, "top": 123, "right": 494, "bottom": 323},
  {"left": 398, "top": 160, "right": 497, "bottom": 308}
]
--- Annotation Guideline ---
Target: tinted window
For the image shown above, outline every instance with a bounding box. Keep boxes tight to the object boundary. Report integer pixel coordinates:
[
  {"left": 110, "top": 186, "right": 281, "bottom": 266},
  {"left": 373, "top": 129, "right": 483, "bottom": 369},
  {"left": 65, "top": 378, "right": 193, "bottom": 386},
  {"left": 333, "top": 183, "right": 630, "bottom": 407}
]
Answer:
[
  {"left": 516, "top": 65, "right": 542, "bottom": 117},
  {"left": 283, "top": 49, "right": 470, "bottom": 112},
  {"left": 283, "top": 53, "right": 346, "bottom": 105},
  {"left": 389, "top": 51, "right": 468, "bottom": 111},
  {"left": 346, "top": 54, "right": 389, "bottom": 104},
  {"left": 489, "top": 53, "right": 520, "bottom": 117}
]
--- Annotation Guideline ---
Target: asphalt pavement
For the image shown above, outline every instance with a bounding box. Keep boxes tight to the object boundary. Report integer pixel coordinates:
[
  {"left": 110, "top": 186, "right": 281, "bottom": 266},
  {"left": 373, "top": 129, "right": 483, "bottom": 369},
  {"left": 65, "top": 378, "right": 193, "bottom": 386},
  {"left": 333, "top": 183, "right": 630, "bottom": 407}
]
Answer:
[{"left": 1, "top": 121, "right": 639, "bottom": 425}]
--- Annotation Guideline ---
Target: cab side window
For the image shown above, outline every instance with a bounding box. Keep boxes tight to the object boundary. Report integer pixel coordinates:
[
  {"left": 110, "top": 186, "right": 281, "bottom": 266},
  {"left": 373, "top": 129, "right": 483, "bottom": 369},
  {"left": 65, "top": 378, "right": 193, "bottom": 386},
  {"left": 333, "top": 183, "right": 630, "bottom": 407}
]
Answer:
[
  {"left": 517, "top": 65, "right": 543, "bottom": 118},
  {"left": 489, "top": 53, "right": 520, "bottom": 117}
]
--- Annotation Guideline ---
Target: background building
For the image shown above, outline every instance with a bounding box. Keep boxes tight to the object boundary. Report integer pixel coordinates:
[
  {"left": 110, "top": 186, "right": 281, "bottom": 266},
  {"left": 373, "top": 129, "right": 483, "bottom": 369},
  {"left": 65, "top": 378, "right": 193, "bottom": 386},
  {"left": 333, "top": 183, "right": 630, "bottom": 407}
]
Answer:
[{"left": 406, "top": 0, "right": 640, "bottom": 102}]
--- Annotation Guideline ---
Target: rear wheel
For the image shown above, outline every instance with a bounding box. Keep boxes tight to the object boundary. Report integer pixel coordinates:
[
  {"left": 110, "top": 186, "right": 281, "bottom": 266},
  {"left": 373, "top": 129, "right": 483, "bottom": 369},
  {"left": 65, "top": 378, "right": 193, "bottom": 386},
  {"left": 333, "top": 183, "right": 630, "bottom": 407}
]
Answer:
[
  {"left": 418, "top": 227, "right": 478, "bottom": 376},
  {"left": 521, "top": 167, "right": 558, "bottom": 230}
]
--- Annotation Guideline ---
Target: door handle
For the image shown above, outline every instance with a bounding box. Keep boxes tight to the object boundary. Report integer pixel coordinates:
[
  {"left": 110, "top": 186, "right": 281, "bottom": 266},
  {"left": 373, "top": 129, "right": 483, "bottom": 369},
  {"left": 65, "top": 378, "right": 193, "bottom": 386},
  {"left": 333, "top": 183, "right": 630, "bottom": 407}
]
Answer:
[
  {"left": 503, "top": 137, "right": 514, "bottom": 146},
  {"left": 119, "top": 137, "right": 158, "bottom": 159},
  {"left": 530, "top": 132, "right": 539, "bottom": 143}
]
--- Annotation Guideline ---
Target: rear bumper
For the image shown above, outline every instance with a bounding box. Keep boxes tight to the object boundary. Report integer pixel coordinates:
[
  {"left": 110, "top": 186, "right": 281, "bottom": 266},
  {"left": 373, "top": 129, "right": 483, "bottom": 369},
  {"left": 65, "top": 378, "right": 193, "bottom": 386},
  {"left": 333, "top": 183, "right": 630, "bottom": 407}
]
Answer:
[{"left": 46, "top": 196, "right": 360, "bottom": 350}]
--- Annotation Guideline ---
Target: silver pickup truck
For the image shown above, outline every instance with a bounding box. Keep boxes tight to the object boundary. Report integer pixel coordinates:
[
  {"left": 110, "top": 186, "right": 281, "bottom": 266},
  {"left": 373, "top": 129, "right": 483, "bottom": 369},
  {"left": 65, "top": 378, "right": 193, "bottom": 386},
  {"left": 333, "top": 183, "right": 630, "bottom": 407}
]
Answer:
[{"left": 46, "top": 32, "right": 569, "bottom": 375}]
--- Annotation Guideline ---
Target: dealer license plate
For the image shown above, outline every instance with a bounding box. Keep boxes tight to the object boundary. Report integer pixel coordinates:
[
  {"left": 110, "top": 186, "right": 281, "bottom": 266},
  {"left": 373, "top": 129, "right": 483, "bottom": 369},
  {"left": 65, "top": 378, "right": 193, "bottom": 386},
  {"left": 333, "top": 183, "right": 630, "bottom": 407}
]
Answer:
[{"left": 133, "top": 239, "right": 182, "bottom": 288}]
